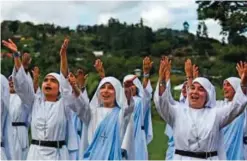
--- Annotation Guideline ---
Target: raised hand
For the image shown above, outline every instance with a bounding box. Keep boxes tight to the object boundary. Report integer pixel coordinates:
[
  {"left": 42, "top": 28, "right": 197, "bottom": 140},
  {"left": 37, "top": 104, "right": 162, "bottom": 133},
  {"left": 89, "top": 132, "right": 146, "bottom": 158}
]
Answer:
[
  {"left": 238, "top": 61, "right": 247, "bottom": 87},
  {"left": 22, "top": 53, "right": 32, "bottom": 70},
  {"left": 68, "top": 72, "right": 81, "bottom": 97},
  {"left": 76, "top": 69, "right": 88, "bottom": 89},
  {"left": 60, "top": 38, "right": 69, "bottom": 78},
  {"left": 185, "top": 59, "right": 193, "bottom": 78},
  {"left": 32, "top": 66, "right": 40, "bottom": 92},
  {"left": 143, "top": 56, "right": 153, "bottom": 75},
  {"left": 192, "top": 64, "right": 199, "bottom": 79},
  {"left": 94, "top": 59, "right": 105, "bottom": 79},
  {"left": 236, "top": 61, "right": 245, "bottom": 78},
  {"left": 32, "top": 66, "right": 40, "bottom": 80},
  {"left": 60, "top": 38, "right": 69, "bottom": 56},
  {"left": 159, "top": 59, "right": 166, "bottom": 81},
  {"left": 165, "top": 58, "right": 171, "bottom": 82},
  {"left": 125, "top": 86, "right": 133, "bottom": 104},
  {"left": 2, "top": 39, "right": 18, "bottom": 53}
]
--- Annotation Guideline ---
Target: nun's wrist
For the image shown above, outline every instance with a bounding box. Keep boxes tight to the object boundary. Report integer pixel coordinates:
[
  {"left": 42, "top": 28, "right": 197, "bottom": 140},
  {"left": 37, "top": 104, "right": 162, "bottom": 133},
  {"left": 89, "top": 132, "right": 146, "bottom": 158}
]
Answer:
[
  {"left": 159, "top": 80, "right": 166, "bottom": 87},
  {"left": 186, "top": 76, "right": 193, "bottom": 80},
  {"left": 13, "top": 51, "right": 21, "bottom": 58},
  {"left": 143, "top": 73, "right": 150, "bottom": 78}
]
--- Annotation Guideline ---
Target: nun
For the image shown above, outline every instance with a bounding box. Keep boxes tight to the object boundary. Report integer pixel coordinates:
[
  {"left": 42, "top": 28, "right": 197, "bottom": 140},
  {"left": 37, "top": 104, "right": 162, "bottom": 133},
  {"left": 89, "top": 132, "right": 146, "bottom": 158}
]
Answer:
[
  {"left": 2, "top": 38, "right": 83, "bottom": 160},
  {"left": 164, "top": 81, "right": 187, "bottom": 160},
  {"left": 123, "top": 74, "right": 152, "bottom": 159},
  {"left": 1, "top": 74, "right": 10, "bottom": 160},
  {"left": 154, "top": 59, "right": 247, "bottom": 160},
  {"left": 3, "top": 75, "right": 30, "bottom": 160},
  {"left": 216, "top": 76, "right": 246, "bottom": 160},
  {"left": 142, "top": 56, "right": 154, "bottom": 146},
  {"left": 69, "top": 74, "right": 135, "bottom": 160}
]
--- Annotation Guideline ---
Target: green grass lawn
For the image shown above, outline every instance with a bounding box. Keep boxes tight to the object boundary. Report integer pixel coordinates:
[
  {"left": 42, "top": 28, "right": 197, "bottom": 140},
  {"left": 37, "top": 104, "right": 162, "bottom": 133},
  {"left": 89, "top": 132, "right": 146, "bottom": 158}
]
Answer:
[{"left": 148, "top": 119, "right": 168, "bottom": 160}]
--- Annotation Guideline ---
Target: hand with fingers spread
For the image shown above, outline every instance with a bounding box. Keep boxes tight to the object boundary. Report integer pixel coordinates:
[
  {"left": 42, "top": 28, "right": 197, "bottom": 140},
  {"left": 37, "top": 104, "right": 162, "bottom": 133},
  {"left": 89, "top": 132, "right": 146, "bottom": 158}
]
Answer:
[
  {"left": 68, "top": 72, "right": 81, "bottom": 97},
  {"left": 94, "top": 59, "right": 105, "bottom": 79},
  {"left": 32, "top": 66, "right": 40, "bottom": 93},
  {"left": 143, "top": 56, "right": 153, "bottom": 75},
  {"left": 238, "top": 62, "right": 247, "bottom": 86},
  {"left": 236, "top": 61, "right": 245, "bottom": 78},
  {"left": 76, "top": 69, "right": 88, "bottom": 89},
  {"left": 2, "top": 39, "right": 18, "bottom": 53},
  {"left": 2, "top": 39, "right": 22, "bottom": 70},
  {"left": 193, "top": 64, "right": 199, "bottom": 79}
]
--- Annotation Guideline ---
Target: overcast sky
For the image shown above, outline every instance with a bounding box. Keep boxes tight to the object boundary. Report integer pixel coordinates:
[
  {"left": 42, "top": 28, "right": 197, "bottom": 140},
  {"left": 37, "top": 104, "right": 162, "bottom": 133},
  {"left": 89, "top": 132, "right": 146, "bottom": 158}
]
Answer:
[{"left": 1, "top": 0, "right": 224, "bottom": 41}]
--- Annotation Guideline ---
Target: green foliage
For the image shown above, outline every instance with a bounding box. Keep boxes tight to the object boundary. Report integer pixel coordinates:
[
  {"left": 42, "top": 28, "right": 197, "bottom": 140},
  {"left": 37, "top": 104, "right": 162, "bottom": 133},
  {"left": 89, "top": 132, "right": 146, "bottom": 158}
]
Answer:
[
  {"left": 196, "top": 1, "right": 247, "bottom": 44},
  {"left": 1, "top": 19, "right": 246, "bottom": 98}
]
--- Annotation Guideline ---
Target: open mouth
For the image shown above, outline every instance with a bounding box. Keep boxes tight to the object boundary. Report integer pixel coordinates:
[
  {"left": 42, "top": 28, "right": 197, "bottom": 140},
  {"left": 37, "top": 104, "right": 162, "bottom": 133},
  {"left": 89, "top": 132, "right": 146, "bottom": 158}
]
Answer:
[
  {"left": 45, "top": 87, "right": 52, "bottom": 91},
  {"left": 191, "top": 95, "right": 199, "bottom": 101}
]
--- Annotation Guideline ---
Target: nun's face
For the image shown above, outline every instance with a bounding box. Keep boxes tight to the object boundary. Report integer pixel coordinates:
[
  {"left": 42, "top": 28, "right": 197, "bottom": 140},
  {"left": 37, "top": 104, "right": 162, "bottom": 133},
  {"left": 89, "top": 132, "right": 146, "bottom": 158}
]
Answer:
[
  {"left": 124, "top": 81, "right": 137, "bottom": 96},
  {"left": 42, "top": 75, "right": 59, "bottom": 98},
  {"left": 189, "top": 82, "right": 207, "bottom": 109},
  {"left": 223, "top": 80, "right": 235, "bottom": 101},
  {"left": 99, "top": 83, "right": 116, "bottom": 107},
  {"left": 181, "top": 82, "right": 187, "bottom": 98}
]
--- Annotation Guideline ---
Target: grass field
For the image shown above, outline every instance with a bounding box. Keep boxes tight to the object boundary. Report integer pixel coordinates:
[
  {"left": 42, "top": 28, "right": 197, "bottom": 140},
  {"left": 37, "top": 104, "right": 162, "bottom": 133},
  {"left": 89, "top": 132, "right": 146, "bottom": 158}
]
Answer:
[{"left": 148, "top": 119, "right": 168, "bottom": 160}]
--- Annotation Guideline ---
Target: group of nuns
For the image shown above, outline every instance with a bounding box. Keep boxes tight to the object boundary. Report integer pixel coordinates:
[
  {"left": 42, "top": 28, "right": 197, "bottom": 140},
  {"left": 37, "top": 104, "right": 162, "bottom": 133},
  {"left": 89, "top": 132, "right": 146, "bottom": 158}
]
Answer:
[
  {"left": 1, "top": 38, "right": 153, "bottom": 160},
  {"left": 1, "top": 38, "right": 247, "bottom": 160}
]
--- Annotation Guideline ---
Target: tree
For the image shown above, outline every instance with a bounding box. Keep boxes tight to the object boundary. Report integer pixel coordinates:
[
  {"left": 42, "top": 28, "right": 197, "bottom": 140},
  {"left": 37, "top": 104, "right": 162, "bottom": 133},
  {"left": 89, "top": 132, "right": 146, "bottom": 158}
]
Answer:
[
  {"left": 197, "top": 21, "right": 208, "bottom": 38},
  {"left": 196, "top": 1, "right": 247, "bottom": 44},
  {"left": 8, "top": 20, "right": 19, "bottom": 34}
]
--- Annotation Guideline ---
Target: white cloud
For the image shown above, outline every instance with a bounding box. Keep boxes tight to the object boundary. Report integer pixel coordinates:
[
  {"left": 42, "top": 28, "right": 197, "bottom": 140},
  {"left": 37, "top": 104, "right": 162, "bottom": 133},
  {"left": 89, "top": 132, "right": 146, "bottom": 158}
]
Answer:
[
  {"left": 141, "top": 5, "right": 173, "bottom": 30},
  {"left": 97, "top": 13, "right": 116, "bottom": 25},
  {"left": 204, "top": 19, "right": 223, "bottom": 41},
  {"left": 0, "top": 0, "right": 225, "bottom": 41}
]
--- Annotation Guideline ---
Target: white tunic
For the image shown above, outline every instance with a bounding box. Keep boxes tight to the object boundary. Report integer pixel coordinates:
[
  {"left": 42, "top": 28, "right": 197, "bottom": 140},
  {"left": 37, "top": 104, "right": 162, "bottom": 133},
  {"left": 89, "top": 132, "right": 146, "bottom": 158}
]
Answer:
[
  {"left": 5, "top": 94, "right": 30, "bottom": 160},
  {"left": 244, "top": 107, "right": 247, "bottom": 159},
  {"left": 73, "top": 99, "right": 134, "bottom": 146},
  {"left": 1, "top": 74, "right": 9, "bottom": 160},
  {"left": 70, "top": 77, "right": 135, "bottom": 159},
  {"left": 12, "top": 66, "right": 81, "bottom": 160},
  {"left": 154, "top": 81, "right": 247, "bottom": 160}
]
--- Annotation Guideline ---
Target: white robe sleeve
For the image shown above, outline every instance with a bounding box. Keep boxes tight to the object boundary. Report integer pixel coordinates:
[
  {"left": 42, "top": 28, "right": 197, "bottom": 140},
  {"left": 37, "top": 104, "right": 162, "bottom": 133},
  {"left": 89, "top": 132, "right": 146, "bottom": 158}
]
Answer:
[
  {"left": 154, "top": 80, "right": 177, "bottom": 127},
  {"left": 59, "top": 73, "right": 91, "bottom": 125},
  {"left": 143, "top": 86, "right": 153, "bottom": 144},
  {"left": 12, "top": 65, "right": 35, "bottom": 108},
  {"left": 216, "top": 87, "right": 247, "bottom": 128},
  {"left": 120, "top": 98, "right": 135, "bottom": 159}
]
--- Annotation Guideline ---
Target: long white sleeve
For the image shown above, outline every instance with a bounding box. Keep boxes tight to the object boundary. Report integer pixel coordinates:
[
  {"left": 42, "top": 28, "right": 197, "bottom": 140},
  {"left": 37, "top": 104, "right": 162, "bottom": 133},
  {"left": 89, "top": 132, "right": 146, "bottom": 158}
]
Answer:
[
  {"left": 154, "top": 80, "right": 177, "bottom": 127},
  {"left": 12, "top": 65, "right": 35, "bottom": 108},
  {"left": 59, "top": 73, "right": 91, "bottom": 124},
  {"left": 216, "top": 87, "right": 247, "bottom": 128}
]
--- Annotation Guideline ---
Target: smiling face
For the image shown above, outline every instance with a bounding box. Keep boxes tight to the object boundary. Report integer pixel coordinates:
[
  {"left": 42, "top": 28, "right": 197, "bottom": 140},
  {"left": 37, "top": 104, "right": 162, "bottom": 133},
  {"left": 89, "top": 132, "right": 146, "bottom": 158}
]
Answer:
[
  {"left": 42, "top": 75, "right": 59, "bottom": 99},
  {"left": 99, "top": 82, "right": 116, "bottom": 108},
  {"left": 223, "top": 80, "right": 235, "bottom": 101},
  {"left": 188, "top": 82, "right": 207, "bottom": 109}
]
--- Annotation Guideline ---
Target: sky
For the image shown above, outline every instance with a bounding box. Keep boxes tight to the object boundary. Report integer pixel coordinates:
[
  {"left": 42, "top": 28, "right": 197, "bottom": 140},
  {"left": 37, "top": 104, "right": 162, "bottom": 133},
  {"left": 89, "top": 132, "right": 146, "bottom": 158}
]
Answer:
[{"left": 0, "top": 0, "right": 224, "bottom": 41}]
